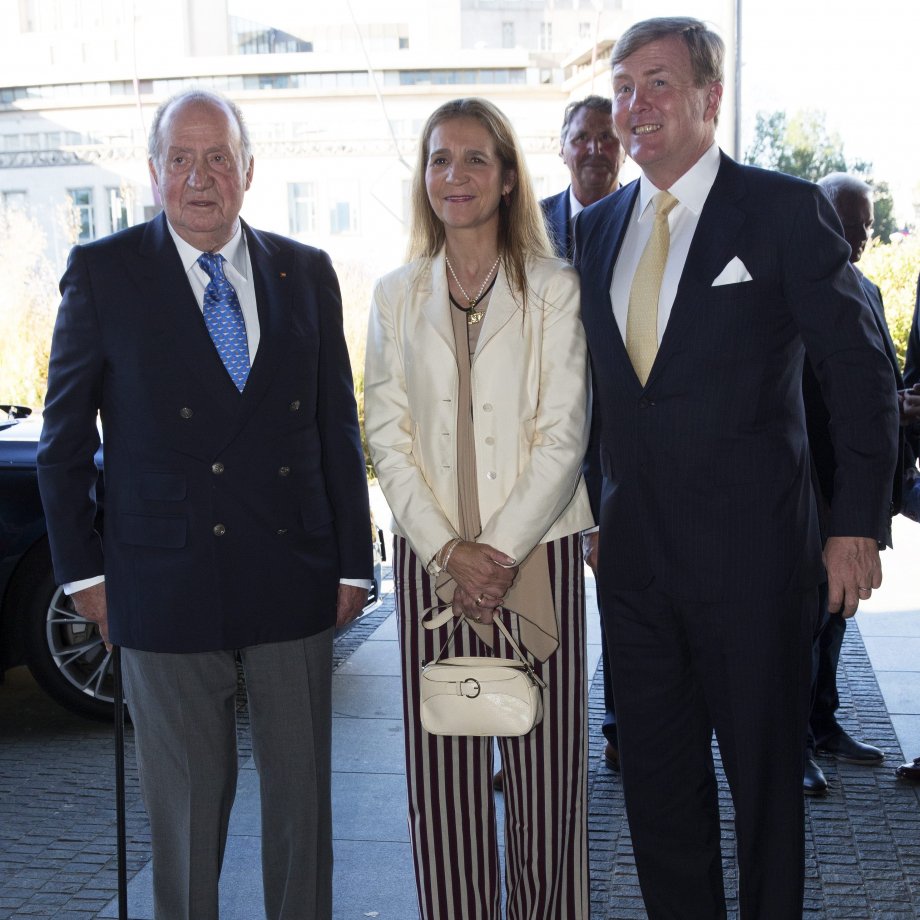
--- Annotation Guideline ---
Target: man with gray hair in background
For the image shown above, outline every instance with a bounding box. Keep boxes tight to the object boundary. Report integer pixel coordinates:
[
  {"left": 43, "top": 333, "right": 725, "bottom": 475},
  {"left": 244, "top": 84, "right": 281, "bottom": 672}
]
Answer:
[
  {"left": 37, "top": 89, "right": 373, "bottom": 920},
  {"left": 803, "top": 173, "right": 920, "bottom": 793}
]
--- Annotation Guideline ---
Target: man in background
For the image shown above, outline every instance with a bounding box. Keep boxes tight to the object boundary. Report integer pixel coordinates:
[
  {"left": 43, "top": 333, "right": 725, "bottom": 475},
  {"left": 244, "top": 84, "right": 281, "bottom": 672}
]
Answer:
[
  {"left": 541, "top": 95, "right": 626, "bottom": 262},
  {"left": 546, "top": 95, "right": 625, "bottom": 773},
  {"left": 803, "top": 173, "right": 917, "bottom": 793}
]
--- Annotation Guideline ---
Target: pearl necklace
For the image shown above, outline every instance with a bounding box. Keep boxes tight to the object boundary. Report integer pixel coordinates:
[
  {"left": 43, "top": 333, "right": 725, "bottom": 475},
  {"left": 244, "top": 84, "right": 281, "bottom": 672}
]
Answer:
[{"left": 446, "top": 254, "right": 501, "bottom": 324}]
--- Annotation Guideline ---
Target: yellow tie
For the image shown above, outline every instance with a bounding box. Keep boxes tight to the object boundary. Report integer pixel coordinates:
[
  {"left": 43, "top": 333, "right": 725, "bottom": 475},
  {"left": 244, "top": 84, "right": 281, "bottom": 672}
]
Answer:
[{"left": 625, "top": 190, "right": 679, "bottom": 385}]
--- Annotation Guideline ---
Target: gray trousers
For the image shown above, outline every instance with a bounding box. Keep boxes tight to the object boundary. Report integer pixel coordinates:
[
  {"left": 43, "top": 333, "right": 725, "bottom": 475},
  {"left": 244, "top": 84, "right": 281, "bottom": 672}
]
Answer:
[{"left": 121, "top": 629, "right": 335, "bottom": 920}]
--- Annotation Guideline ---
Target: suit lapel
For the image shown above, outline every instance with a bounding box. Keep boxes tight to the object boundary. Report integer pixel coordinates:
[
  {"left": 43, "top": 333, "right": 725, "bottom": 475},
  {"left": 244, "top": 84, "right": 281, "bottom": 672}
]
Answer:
[
  {"left": 579, "top": 183, "right": 642, "bottom": 389},
  {"left": 240, "top": 222, "right": 289, "bottom": 413},
  {"left": 650, "top": 154, "right": 747, "bottom": 383},
  {"left": 472, "top": 262, "right": 518, "bottom": 359},
  {"left": 135, "top": 213, "right": 239, "bottom": 407},
  {"left": 420, "top": 252, "right": 459, "bottom": 361}
]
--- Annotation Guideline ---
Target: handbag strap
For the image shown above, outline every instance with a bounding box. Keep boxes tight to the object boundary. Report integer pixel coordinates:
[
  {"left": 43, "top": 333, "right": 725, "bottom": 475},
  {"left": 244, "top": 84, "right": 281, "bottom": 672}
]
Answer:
[{"left": 421, "top": 605, "right": 545, "bottom": 689}]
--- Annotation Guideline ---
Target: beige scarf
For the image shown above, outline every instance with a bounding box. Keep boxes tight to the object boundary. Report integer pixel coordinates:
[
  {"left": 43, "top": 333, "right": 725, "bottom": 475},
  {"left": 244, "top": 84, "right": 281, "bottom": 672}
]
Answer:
[{"left": 434, "top": 288, "right": 559, "bottom": 662}]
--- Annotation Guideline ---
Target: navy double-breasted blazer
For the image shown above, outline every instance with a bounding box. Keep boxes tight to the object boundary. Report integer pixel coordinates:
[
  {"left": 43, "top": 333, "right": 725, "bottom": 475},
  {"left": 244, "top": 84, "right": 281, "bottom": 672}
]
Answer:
[
  {"left": 575, "top": 153, "right": 899, "bottom": 603},
  {"left": 37, "top": 213, "right": 372, "bottom": 652}
]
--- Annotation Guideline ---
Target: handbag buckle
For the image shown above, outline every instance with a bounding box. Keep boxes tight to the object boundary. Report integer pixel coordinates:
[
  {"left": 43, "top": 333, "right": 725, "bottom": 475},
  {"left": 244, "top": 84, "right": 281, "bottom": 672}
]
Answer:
[{"left": 460, "top": 678, "right": 481, "bottom": 698}]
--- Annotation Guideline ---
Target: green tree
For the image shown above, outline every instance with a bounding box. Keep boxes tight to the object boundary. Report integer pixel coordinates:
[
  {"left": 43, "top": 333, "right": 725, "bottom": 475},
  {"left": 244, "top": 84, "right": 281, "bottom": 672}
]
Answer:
[
  {"left": 859, "top": 237, "right": 920, "bottom": 372},
  {"left": 746, "top": 110, "right": 897, "bottom": 243},
  {"left": 0, "top": 206, "right": 60, "bottom": 409},
  {"left": 745, "top": 110, "right": 868, "bottom": 182},
  {"left": 870, "top": 180, "right": 898, "bottom": 244}
]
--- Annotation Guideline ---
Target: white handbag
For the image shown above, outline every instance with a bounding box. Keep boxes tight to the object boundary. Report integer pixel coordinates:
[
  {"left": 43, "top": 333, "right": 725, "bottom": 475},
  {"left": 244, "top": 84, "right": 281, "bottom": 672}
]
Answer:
[{"left": 419, "top": 610, "right": 545, "bottom": 737}]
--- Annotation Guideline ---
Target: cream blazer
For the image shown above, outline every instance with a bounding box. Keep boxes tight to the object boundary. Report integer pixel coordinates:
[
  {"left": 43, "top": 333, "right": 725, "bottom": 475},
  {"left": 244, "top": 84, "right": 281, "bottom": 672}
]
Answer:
[{"left": 364, "top": 250, "right": 594, "bottom": 572}]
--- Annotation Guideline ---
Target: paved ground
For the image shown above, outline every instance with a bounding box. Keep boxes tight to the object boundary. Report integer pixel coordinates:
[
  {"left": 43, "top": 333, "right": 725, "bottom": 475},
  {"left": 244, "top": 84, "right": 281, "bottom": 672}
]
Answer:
[{"left": 2, "top": 568, "right": 920, "bottom": 918}]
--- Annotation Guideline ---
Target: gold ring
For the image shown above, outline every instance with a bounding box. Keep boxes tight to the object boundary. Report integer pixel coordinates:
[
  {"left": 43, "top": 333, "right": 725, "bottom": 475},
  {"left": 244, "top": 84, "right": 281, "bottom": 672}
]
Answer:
[{"left": 476, "top": 594, "right": 484, "bottom": 607}]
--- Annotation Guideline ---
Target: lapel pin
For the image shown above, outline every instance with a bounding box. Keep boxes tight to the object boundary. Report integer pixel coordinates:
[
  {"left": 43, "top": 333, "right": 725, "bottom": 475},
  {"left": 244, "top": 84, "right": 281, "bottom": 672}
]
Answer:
[{"left": 279, "top": 272, "right": 287, "bottom": 279}]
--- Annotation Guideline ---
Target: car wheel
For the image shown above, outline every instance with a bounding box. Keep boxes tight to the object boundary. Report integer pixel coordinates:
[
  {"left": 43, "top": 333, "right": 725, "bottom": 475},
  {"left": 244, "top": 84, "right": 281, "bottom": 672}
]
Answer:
[{"left": 19, "top": 540, "right": 117, "bottom": 721}]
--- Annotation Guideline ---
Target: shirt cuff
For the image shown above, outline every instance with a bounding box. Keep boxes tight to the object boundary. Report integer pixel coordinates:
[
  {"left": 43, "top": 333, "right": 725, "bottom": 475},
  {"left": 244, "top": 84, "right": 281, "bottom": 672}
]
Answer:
[
  {"left": 340, "top": 577, "right": 374, "bottom": 591},
  {"left": 63, "top": 575, "right": 105, "bottom": 595}
]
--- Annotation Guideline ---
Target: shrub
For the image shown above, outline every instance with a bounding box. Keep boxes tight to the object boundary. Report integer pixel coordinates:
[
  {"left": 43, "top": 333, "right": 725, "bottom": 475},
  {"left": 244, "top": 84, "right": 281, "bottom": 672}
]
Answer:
[{"left": 859, "top": 236, "right": 920, "bottom": 371}]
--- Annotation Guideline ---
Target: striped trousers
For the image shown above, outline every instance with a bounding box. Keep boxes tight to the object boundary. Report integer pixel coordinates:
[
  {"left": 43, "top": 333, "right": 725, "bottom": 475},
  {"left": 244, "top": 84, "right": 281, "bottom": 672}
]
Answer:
[{"left": 394, "top": 534, "right": 589, "bottom": 920}]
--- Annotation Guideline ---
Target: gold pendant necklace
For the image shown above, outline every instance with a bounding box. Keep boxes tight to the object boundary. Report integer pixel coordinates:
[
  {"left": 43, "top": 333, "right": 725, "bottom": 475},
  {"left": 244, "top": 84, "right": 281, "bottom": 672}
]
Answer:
[{"left": 446, "top": 254, "right": 501, "bottom": 315}]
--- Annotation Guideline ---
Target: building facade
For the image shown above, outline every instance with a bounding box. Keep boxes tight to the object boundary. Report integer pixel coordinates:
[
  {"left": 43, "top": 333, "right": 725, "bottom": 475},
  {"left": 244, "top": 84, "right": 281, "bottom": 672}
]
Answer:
[{"left": 0, "top": 0, "right": 737, "bottom": 277}]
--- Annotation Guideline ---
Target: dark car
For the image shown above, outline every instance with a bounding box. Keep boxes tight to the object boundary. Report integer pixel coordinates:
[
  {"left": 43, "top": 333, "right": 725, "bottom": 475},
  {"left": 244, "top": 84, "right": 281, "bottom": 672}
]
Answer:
[{"left": 0, "top": 404, "right": 383, "bottom": 720}]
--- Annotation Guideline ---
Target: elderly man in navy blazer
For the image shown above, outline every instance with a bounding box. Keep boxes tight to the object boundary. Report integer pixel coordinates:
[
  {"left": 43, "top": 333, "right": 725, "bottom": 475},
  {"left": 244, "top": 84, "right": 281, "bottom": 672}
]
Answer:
[
  {"left": 575, "top": 17, "right": 898, "bottom": 919},
  {"left": 37, "top": 90, "right": 372, "bottom": 920}
]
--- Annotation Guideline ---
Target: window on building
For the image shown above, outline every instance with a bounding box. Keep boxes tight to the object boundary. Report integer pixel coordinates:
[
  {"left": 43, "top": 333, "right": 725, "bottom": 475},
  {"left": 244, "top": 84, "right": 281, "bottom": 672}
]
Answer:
[
  {"left": 501, "top": 21, "right": 515, "bottom": 48},
  {"left": 329, "top": 182, "right": 359, "bottom": 235},
  {"left": 231, "top": 17, "right": 312, "bottom": 54},
  {"left": 539, "top": 21, "right": 553, "bottom": 51},
  {"left": 579, "top": 21, "right": 592, "bottom": 39},
  {"left": 288, "top": 182, "right": 316, "bottom": 236},
  {"left": 107, "top": 187, "right": 129, "bottom": 233},
  {"left": 2, "top": 190, "right": 28, "bottom": 210},
  {"left": 68, "top": 187, "right": 95, "bottom": 241}
]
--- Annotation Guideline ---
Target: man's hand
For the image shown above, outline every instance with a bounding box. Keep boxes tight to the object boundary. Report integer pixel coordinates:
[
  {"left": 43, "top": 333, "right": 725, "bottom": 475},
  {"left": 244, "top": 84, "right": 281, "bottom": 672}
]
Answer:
[
  {"left": 71, "top": 582, "right": 110, "bottom": 647},
  {"left": 823, "top": 535, "right": 882, "bottom": 618},
  {"left": 445, "top": 541, "right": 518, "bottom": 611},
  {"left": 582, "top": 530, "right": 599, "bottom": 571},
  {"left": 336, "top": 584, "right": 369, "bottom": 629},
  {"left": 898, "top": 383, "right": 920, "bottom": 425}
]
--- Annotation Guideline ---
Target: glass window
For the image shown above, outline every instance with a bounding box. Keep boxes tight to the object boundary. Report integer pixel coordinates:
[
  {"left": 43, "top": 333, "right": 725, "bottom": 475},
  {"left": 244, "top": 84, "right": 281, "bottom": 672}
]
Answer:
[
  {"left": 329, "top": 181, "right": 359, "bottom": 235},
  {"left": 68, "top": 188, "right": 95, "bottom": 242},
  {"left": 288, "top": 182, "right": 316, "bottom": 236},
  {"left": 502, "top": 21, "right": 515, "bottom": 48},
  {"left": 107, "top": 187, "right": 129, "bottom": 233},
  {"left": 2, "top": 190, "right": 28, "bottom": 210}
]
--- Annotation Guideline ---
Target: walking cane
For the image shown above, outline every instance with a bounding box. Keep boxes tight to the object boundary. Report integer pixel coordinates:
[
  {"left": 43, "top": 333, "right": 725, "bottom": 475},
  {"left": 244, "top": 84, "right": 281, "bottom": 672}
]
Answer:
[{"left": 112, "top": 645, "right": 130, "bottom": 920}]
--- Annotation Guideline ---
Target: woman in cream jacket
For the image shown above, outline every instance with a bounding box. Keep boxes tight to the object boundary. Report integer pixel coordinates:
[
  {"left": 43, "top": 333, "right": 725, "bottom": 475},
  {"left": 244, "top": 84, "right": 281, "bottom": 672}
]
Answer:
[{"left": 364, "top": 98, "right": 593, "bottom": 920}]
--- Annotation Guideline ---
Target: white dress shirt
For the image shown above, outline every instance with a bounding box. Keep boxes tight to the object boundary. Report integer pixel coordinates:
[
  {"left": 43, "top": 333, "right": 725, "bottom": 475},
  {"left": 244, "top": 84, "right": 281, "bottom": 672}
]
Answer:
[{"left": 610, "top": 142, "right": 721, "bottom": 342}]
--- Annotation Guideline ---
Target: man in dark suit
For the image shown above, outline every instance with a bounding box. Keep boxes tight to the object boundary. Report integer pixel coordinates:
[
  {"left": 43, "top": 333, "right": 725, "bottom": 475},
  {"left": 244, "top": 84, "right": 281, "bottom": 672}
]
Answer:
[
  {"left": 896, "top": 271, "right": 920, "bottom": 782},
  {"left": 802, "top": 173, "right": 917, "bottom": 793},
  {"left": 541, "top": 95, "right": 625, "bottom": 261},
  {"left": 37, "top": 90, "right": 372, "bottom": 920},
  {"left": 546, "top": 95, "right": 624, "bottom": 772},
  {"left": 575, "top": 17, "right": 898, "bottom": 919}
]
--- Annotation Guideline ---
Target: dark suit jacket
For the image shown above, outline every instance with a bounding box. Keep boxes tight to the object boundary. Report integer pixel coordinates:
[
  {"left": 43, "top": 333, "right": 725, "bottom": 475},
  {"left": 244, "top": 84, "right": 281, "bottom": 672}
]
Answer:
[
  {"left": 37, "top": 213, "right": 372, "bottom": 653},
  {"left": 804, "top": 269, "right": 914, "bottom": 545},
  {"left": 575, "top": 153, "right": 898, "bottom": 602},
  {"left": 541, "top": 189, "right": 574, "bottom": 261}
]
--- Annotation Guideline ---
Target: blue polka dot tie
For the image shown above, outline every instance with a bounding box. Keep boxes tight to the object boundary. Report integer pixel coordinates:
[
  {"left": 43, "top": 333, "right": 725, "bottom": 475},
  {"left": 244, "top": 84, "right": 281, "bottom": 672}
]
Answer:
[{"left": 198, "top": 252, "right": 250, "bottom": 392}]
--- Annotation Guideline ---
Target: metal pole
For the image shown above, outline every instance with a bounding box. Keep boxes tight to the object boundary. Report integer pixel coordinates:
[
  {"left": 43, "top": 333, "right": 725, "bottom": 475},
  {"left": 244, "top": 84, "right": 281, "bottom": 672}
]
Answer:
[
  {"left": 113, "top": 646, "right": 129, "bottom": 920},
  {"left": 734, "top": 0, "right": 743, "bottom": 160}
]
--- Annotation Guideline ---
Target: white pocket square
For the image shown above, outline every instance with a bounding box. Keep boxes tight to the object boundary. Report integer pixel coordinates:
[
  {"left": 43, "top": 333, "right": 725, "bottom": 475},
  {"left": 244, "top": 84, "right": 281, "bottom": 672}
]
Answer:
[{"left": 712, "top": 256, "right": 753, "bottom": 286}]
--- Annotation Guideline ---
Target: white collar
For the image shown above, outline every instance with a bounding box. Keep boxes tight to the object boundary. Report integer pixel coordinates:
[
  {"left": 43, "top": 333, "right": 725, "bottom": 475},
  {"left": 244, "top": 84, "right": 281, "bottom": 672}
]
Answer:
[
  {"left": 636, "top": 142, "right": 721, "bottom": 218},
  {"left": 166, "top": 220, "right": 249, "bottom": 283}
]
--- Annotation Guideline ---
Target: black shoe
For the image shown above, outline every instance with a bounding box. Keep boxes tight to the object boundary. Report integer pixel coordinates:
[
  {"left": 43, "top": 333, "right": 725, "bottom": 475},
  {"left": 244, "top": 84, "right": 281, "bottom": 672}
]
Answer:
[
  {"left": 492, "top": 768, "right": 504, "bottom": 792},
  {"left": 816, "top": 730, "right": 884, "bottom": 764},
  {"left": 895, "top": 757, "right": 920, "bottom": 782},
  {"left": 604, "top": 742, "right": 620, "bottom": 773},
  {"left": 804, "top": 756, "right": 828, "bottom": 795}
]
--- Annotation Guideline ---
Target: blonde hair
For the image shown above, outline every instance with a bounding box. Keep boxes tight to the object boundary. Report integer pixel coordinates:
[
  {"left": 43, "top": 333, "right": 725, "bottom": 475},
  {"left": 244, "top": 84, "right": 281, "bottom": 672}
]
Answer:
[{"left": 406, "top": 98, "right": 554, "bottom": 304}]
